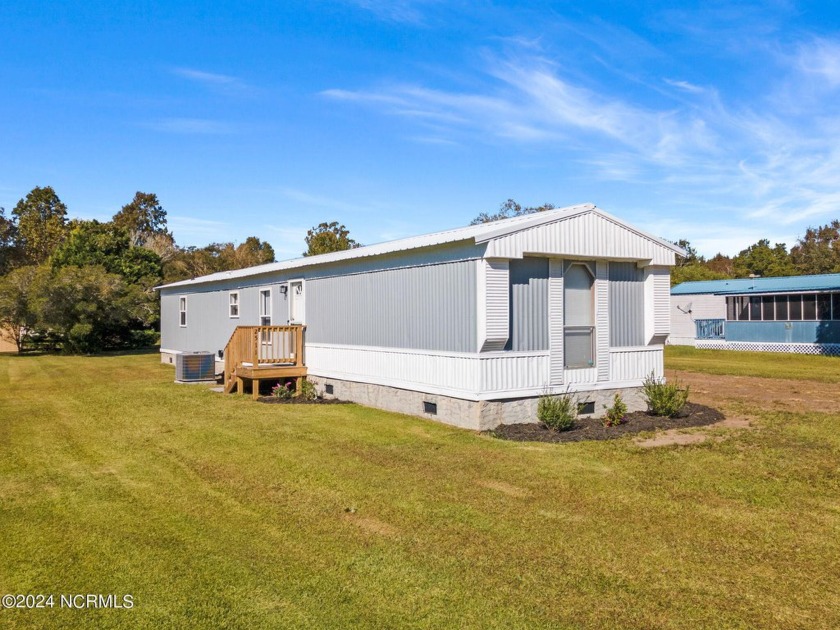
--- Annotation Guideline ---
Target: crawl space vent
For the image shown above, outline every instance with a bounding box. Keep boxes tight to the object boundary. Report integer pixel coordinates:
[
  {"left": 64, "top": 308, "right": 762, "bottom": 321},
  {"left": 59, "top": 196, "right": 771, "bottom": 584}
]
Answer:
[{"left": 423, "top": 401, "right": 437, "bottom": 415}]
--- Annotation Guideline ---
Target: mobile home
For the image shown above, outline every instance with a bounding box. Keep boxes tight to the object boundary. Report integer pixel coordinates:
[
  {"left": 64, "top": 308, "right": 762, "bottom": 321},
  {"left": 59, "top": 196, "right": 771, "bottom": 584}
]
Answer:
[
  {"left": 158, "top": 204, "right": 681, "bottom": 430},
  {"left": 671, "top": 274, "right": 840, "bottom": 354}
]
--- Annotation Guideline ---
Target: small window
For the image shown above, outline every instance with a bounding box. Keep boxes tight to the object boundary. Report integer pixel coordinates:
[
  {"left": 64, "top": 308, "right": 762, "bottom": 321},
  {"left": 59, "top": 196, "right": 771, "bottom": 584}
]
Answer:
[
  {"left": 761, "top": 296, "right": 775, "bottom": 321},
  {"left": 834, "top": 294, "right": 840, "bottom": 321},
  {"left": 789, "top": 295, "right": 802, "bottom": 320},
  {"left": 775, "top": 295, "right": 789, "bottom": 321},
  {"left": 423, "top": 401, "right": 437, "bottom": 415},
  {"left": 737, "top": 296, "right": 750, "bottom": 321},
  {"left": 818, "top": 294, "right": 831, "bottom": 320},
  {"left": 325, "top": 384, "right": 334, "bottom": 395},
  {"left": 179, "top": 296, "right": 187, "bottom": 327},
  {"left": 749, "top": 296, "right": 761, "bottom": 321},
  {"left": 229, "top": 291, "right": 240, "bottom": 318},
  {"left": 803, "top": 294, "right": 817, "bottom": 320}
]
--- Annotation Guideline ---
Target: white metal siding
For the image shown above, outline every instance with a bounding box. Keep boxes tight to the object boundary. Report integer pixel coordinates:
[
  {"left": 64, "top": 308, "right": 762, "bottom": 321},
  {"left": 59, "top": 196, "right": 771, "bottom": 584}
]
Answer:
[
  {"left": 548, "top": 259, "right": 564, "bottom": 385},
  {"left": 481, "top": 259, "right": 509, "bottom": 351},
  {"left": 485, "top": 212, "right": 677, "bottom": 266},
  {"left": 595, "top": 261, "right": 610, "bottom": 382},
  {"left": 609, "top": 347, "right": 663, "bottom": 381},
  {"left": 670, "top": 293, "right": 726, "bottom": 344},
  {"left": 652, "top": 267, "right": 672, "bottom": 336}
]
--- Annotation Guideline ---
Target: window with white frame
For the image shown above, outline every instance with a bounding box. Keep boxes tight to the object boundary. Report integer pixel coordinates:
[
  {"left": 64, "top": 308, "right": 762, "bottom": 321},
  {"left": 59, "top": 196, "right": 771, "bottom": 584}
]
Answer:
[
  {"left": 563, "top": 262, "right": 595, "bottom": 368},
  {"left": 179, "top": 296, "right": 187, "bottom": 327},
  {"left": 229, "top": 291, "right": 240, "bottom": 318}
]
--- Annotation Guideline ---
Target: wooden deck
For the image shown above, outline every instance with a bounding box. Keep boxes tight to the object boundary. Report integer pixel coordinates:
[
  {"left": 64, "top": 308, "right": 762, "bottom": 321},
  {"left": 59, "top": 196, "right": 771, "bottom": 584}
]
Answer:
[{"left": 223, "top": 325, "right": 307, "bottom": 398}]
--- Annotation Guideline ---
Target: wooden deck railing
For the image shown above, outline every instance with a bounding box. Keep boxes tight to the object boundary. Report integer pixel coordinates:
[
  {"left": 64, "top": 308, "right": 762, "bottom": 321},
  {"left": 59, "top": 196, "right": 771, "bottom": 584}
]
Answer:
[{"left": 223, "top": 325, "right": 305, "bottom": 394}]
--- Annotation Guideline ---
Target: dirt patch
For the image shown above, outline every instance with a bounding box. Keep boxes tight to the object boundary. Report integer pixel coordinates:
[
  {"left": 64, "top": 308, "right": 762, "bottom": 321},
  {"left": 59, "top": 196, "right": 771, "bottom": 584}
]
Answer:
[
  {"left": 488, "top": 402, "right": 724, "bottom": 443},
  {"left": 344, "top": 514, "right": 399, "bottom": 537},
  {"left": 667, "top": 370, "right": 840, "bottom": 413},
  {"left": 256, "top": 396, "right": 351, "bottom": 405}
]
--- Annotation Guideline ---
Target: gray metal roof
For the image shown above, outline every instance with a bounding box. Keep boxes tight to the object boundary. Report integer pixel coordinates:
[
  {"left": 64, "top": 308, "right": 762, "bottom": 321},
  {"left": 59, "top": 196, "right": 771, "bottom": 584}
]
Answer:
[
  {"left": 671, "top": 273, "right": 840, "bottom": 296},
  {"left": 158, "top": 203, "right": 683, "bottom": 290}
]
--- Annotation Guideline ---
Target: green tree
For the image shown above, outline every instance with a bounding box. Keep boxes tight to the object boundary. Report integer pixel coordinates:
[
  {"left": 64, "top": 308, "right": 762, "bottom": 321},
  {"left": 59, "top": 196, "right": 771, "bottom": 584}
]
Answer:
[
  {"left": 303, "top": 222, "right": 361, "bottom": 257},
  {"left": 790, "top": 220, "right": 840, "bottom": 275},
  {"left": 12, "top": 186, "right": 69, "bottom": 264},
  {"left": 162, "top": 237, "right": 276, "bottom": 283},
  {"left": 51, "top": 220, "right": 163, "bottom": 286},
  {"left": 112, "top": 192, "right": 169, "bottom": 247},
  {"left": 0, "top": 265, "right": 43, "bottom": 352},
  {"left": 34, "top": 265, "right": 153, "bottom": 353},
  {"left": 0, "top": 207, "right": 19, "bottom": 274},
  {"left": 732, "top": 239, "right": 795, "bottom": 278},
  {"left": 471, "top": 199, "right": 555, "bottom": 225},
  {"left": 671, "top": 264, "right": 729, "bottom": 286}
]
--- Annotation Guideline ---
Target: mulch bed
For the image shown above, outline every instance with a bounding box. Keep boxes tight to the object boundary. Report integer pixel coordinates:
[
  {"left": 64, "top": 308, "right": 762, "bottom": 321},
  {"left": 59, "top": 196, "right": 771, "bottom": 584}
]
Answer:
[
  {"left": 256, "top": 396, "right": 351, "bottom": 405},
  {"left": 488, "top": 402, "right": 725, "bottom": 443}
]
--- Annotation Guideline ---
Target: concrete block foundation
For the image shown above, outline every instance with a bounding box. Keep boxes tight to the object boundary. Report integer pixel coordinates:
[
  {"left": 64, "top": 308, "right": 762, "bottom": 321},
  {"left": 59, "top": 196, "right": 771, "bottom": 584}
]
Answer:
[{"left": 306, "top": 375, "right": 647, "bottom": 431}]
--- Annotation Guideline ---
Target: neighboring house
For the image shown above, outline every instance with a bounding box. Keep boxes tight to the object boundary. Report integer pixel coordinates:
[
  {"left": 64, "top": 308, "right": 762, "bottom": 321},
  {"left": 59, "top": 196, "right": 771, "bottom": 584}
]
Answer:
[
  {"left": 671, "top": 274, "right": 840, "bottom": 355},
  {"left": 157, "top": 204, "right": 681, "bottom": 430}
]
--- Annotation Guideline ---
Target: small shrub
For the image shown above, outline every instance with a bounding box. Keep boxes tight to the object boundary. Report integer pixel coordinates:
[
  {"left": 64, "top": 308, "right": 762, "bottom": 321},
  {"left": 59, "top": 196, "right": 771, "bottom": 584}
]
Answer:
[
  {"left": 538, "top": 393, "right": 576, "bottom": 431},
  {"left": 642, "top": 373, "right": 689, "bottom": 417},
  {"left": 271, "top": 380, "right": 294, "bottom": 399},
  {"left": 603, "top": 393, "right": 628, "bottom": 427},
  {"left": 299, "top": 379, "right": 318, "bottom": 401}
]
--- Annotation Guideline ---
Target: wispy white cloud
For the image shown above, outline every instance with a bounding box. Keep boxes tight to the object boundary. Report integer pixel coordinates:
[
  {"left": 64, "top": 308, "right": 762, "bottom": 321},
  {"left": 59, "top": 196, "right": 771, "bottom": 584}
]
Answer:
[
  {"left": 664, "top": 78, "right": 705, "bottom": 94},
  {"left": 323, "top": 41, "right": 840, "bottom": 256},
  {"left": 143, "top": 118, "right": 235, "bottom": 134},
  {"left": 795, "top": 38, "right": 840, "bottom": 88},
  {"left": 170, "top": 67, "right": 256, "bottom": 96},
  {"left": 346, "top": 0, "right": 439, "bottom": 25}
]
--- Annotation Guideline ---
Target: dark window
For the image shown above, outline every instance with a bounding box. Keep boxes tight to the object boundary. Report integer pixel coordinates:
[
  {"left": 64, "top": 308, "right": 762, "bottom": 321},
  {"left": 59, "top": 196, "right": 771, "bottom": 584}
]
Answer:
[
  {"left": 803, "top": 294, "right": 817, "bottom": 320},
  {"left": 775, "top": 295, "right": 789, "bottom": 321},
  {"left": 423, "top": 401, "right": 437, "bottom": 415},
  {"left": 325, "top": 384, "right": 334, "bottom": 395},
  {"left": 738, "top": 296, "right": 750, "bottom": 321},
  {"left": 818, "top": 294, "right": 832, "bottom": 320},
  {"left": 749, "top": 296, "right": 761, "bottom": 321},
  {"left": 789, "top": 295, "right": 802, "bottom": 320},
  {"left": 762, "top": 296, "right": 775, "bottom": 321},
  {"left": 726, "top": 297, "right": 736, "bottom": 321},
  {"left": 834, "top": 294, "right": 840, "bottom": 321}
]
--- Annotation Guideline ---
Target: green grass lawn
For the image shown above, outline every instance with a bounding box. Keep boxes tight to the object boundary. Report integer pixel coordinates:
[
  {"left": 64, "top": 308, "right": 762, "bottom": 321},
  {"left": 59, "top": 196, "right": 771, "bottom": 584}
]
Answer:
[
  {"left": 1, "top": 352, "right": 839, "bottom": 628},
  {"left": 666, "top": 344, "right": 840, "bottom": 382}
]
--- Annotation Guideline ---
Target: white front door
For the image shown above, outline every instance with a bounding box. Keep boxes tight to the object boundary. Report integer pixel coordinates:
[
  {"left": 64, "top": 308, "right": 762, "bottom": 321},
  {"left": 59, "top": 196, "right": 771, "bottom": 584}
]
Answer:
[{"left": 289, "top": 281, "right": 305, "bottom": 324}]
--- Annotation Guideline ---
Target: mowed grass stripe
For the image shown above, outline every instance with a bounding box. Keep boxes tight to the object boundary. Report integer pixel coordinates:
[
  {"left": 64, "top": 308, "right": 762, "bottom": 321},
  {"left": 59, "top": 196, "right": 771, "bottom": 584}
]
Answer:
[{"left": 0, "top": 351, "right": 838, "bottom": 628}]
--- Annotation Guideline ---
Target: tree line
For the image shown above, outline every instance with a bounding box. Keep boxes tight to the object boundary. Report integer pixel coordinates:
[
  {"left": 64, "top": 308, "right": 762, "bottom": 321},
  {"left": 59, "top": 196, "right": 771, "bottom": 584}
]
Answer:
[
  {"left": 0, "top": 186, "right": 276, "bottom": 353},
  {"left": 672, "top": 224, "right": 840, "bottom": 285}
]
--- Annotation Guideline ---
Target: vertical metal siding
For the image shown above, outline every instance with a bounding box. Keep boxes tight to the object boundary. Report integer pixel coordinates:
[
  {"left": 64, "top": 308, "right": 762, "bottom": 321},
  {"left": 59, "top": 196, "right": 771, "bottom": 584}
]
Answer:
[
  {"left": 507, "top": 258, "right": 549, "bottom": 351},
  {"left": 548, "top": 259, "right": 564, "bottom": 384},
  {"left": 652, "top": 267, "right": 671, "bottom": 335},
  {"left": 482, "top": 259, "right": 510, "bottom": 351},
  {"left": 595, "top": 261, "right": 610, "bottom": 382},
  {"left": 485, "top": 213, "right": 676, "bottom": 265},
  {"left": 305, "top": 260, "right": 477, "bottom": 352},
  {"left": 609, "top": 262, "right": 645, "bottom": 346}
]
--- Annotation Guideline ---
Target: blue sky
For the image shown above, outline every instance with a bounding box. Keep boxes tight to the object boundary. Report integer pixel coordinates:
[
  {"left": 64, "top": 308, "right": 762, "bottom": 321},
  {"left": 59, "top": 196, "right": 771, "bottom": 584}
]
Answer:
[{"left": 1, "top": 1, "right": 839, "bottom": 259}]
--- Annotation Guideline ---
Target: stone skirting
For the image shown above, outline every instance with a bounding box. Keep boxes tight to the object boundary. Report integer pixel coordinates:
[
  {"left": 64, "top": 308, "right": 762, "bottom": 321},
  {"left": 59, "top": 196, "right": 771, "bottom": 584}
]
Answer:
[{"left": 306, "top": 374, "right": 647, "bottom": 431}]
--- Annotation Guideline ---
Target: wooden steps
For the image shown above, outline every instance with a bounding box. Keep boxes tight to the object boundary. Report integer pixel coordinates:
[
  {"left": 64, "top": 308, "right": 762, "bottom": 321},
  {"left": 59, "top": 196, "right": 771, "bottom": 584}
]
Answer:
[{"left": 222, "top": 325, "right": 307, "bottom": 398}]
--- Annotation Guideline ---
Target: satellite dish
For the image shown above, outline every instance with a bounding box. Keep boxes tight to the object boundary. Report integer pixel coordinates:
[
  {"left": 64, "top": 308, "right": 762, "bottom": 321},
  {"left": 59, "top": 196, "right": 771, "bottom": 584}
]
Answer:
[{"left": 676, "top": 302, "right": 693, "bottom": 315}]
